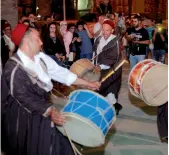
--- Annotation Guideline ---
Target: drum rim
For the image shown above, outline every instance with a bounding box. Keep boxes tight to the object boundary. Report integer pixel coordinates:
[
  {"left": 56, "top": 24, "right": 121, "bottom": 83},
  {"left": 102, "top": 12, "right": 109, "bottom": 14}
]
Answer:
[
  {"left": 140, "top": 63, "right": 168, "bottom": 106},
  {"left": 62, "top": 112, "right": 105, "bottom": 146},
  {"left": 128, "top": 59, "right": 157, "bottom": 98},
  {"left": 68, "top": 89, "right": 116, "bottom": 115},
  {"left": 69, "top": 89, "right": 115, "bottom": 106}
]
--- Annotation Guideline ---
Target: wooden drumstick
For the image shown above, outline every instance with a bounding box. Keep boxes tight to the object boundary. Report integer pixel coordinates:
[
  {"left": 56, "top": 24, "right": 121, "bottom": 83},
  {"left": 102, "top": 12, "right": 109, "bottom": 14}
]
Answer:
[
  {"left": 101, "top": 59, "right": 127, "bottom": 83},
  {"left": 52, "top": 88, "right": 67, "bottom": 99}
]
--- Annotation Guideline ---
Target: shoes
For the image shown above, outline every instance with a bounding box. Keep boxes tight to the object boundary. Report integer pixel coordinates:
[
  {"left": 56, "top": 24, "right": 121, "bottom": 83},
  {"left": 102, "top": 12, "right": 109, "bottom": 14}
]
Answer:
[{"left": 114, "top": 103, "right": 123, "bottom": 116}]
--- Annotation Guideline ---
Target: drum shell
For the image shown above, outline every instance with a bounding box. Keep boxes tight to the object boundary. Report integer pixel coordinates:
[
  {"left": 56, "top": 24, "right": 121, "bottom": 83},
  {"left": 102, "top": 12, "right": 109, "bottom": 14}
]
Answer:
[{"left": 128, "top": 59, "right": 168, "bottom": 106}]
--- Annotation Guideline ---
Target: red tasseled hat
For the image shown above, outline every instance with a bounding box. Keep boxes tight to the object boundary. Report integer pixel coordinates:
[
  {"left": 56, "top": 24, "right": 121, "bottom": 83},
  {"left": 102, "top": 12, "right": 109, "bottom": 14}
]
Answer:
[
  {"left": 11, "top": 24, "right": 28, "bottom": 46},
  {"left": 103, "top": 19, "right": 115, "bottom": 29}
]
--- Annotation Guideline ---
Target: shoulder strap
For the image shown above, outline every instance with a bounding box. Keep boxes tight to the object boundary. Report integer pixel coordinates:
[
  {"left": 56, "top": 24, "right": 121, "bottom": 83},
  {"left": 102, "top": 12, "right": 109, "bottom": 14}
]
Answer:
[
  {"left": 10, "top": 56, "right": 49, "bottom": 91},
  {"left": 39, "top": 58, "right": 47, "bottom": 73}
]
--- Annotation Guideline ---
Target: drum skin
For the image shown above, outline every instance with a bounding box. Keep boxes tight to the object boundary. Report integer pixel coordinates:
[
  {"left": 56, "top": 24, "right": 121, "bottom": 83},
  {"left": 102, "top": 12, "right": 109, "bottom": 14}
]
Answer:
[{"left": 128, "top": 59, "right": 168, "bottom": 106}]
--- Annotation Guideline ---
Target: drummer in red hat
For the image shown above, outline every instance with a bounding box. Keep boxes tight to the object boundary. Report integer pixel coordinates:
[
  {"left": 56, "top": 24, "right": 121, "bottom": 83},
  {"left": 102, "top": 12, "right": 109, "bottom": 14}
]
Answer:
[
  {"left": 1, "top": 24, "right": 100, "bottom": 155},
  {"left": 93, "top": 19, "right": 123, "bottom": 115}
]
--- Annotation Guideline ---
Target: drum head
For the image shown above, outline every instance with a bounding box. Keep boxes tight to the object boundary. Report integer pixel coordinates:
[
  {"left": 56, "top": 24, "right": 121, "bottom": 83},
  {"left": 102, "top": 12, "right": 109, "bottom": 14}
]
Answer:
[
  {"left": 57, "top": 113, "right": 105, "bottom": 147},
  {"left": 141, "top": 64, "right": 168, "bottom": 106}
]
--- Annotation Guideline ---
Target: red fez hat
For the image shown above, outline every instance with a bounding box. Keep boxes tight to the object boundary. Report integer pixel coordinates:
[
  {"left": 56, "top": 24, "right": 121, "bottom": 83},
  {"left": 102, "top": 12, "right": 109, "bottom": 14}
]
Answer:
[
  {"left": 103, "top": 19, "right": 115, "bottom": 29},
  {"left": 11, "top": 24, "right": 28, "bottom": 46}
]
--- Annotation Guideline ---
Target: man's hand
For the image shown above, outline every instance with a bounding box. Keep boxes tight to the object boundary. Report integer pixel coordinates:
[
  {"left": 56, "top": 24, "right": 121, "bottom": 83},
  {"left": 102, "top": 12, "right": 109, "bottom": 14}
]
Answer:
[
  {"left": 72, "top": 37, "right": 77, "bottom": 43},
  {"left": 61, "top": 55, "right": 66, "bottom": 61},
  {"left": 154, "top": 28, "right": 158, "bottom": 34},
  {"left": 93, "top": 65, "right": 101, "bottom": 73},
  {"left": 128, "top": 34, "right": 135, "bottom": 39},
  {"left": 55, "top": 53, "right": 61, "bottom": 60},
  {"left": 76, "top": 37, "right": 81, "bottom": 42},
  {"left": 132, "top": 40, "right": 139, "bottom": 44},
  {"left": 84, "top": 24, "right": 88, "bottom": 30},
  {"left": 87, "top": 81, "right": 100, "bottom": 90},
  {"left": 50, "top": 108, "right": 65, "bottom": 126}
]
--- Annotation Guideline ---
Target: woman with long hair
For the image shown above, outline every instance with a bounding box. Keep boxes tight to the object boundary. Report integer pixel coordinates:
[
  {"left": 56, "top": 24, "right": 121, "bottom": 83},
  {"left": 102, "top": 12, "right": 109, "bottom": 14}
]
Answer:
[{"left": 43, "top": 22, "right": 67, "bottom": 66}]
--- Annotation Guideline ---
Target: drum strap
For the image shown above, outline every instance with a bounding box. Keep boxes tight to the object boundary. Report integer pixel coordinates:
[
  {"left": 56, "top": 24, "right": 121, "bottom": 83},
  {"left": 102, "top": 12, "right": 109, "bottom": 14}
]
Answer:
[
  {"left": 10, "top": 57, "right": 52, "bottom": 92},
  {"left": 63, "top": 126, "right": 82, "bottom": 155}
]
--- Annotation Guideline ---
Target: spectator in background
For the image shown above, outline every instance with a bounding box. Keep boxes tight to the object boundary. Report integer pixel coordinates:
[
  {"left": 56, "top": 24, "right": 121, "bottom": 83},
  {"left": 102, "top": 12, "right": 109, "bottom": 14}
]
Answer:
[
  {"left": 108, "top": 13, "right": 123, "bottom": 39},
  {"left": 96, "top": 0, "right": 112, "bottom": 15},
  {"left": 152, "top": 20, "right": 167, "bottom": 64},
  {"left": 27, "top": 12, "right": 36, "bottom": 28},
  {"left": 93, "top": 13, "right": 106, "bottom": 42},
  {"left": 118, "top": 12, "right": 126, "bottom": 32},
  {"left": 144, "top": 17, "right": 155, "bottom": 58},
  {"left": 107, "top": 13, "right": 123, "bottom": 54},
  {"left": 41, "top": 15, "right": 52, "bottom": 39},
  {"left": 68, "top": 23, "right": 81, "bottom": 61},
  {"left": 76, "top": 21, "right": 93, "bottom": 59},
  {"left": 60, "top": 21, "right": 73, "bottom": 59},
  {"left": 43, "top": 22, "right": 66, "bottom": 67},
  {"left": 1, "top": 19, "right": 9, "bottom": 35},
  {"left": 126, "top": 15, "right": 150, "bottom": 69},
  {"left": 124, "top": 21, "right": 132, "bottom": 60},
  {"left": 1, "top": 23, "right": 15, "bottom": 67},
  {"left": 23, "top": 19, "right": 30, "bottom": 26},
  {"left": 19, "top": 16, "right": 29, "bottom": 24}
]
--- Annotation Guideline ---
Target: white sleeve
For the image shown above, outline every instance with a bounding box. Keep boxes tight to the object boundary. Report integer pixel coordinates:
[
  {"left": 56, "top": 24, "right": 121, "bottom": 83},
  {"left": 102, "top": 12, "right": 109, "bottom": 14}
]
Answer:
[
  {"left": 40, "top": 52, "right": 77, "bottom": 86},
  {"left": 99, "top": 64, "right": 110, "bottom": 70}
]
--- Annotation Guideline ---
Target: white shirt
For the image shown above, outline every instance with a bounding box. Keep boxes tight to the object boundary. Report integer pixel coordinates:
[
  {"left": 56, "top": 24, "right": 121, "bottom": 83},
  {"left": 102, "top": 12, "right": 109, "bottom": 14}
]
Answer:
[{"left": 17, "top": 49, "right": 77, "bottom": 92}]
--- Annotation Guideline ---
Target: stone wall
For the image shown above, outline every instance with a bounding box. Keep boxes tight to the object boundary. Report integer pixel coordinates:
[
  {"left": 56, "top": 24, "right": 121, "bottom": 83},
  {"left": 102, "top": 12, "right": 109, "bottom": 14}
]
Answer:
[{"left": 1, "top": 0, "right": 18, "bottom": 28}]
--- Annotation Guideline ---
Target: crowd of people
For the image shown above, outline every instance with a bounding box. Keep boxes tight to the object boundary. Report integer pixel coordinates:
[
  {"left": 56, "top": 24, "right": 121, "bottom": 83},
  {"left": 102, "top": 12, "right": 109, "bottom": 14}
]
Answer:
[{"left": 1, "top": 0, "right": 168, "bottom": 154}]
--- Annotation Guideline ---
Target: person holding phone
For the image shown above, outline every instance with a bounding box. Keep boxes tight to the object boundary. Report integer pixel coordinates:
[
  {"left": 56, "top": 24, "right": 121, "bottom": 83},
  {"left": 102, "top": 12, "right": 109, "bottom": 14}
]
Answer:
[
  {"left": 126, "top": 15, "right": 150, "bottom": 69},
  {"left": 152, "top": 20, "right": 167, "bottom": 64}
]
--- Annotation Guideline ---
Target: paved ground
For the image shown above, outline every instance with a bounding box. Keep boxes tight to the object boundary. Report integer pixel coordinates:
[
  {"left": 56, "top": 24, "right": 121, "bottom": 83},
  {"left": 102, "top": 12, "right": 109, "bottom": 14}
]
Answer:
[{"left": 80, "top": 59, "right": 168, "bottom": 155}]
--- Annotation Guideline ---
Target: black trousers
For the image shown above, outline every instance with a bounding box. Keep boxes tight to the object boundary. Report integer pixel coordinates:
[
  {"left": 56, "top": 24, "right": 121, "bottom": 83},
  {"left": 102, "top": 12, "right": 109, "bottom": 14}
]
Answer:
[
  {"left": 157, "top": 102, "right": 168, "bottom": 139},
  {"left": 98, "top": 67, "right": 122, "bottom": 100}
]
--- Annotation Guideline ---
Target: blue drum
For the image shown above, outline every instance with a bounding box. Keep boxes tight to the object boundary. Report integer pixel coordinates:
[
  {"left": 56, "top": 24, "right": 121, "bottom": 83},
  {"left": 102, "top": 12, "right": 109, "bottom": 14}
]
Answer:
[{"left": 57, "top": 89, "right": 116, "bottom": 147}]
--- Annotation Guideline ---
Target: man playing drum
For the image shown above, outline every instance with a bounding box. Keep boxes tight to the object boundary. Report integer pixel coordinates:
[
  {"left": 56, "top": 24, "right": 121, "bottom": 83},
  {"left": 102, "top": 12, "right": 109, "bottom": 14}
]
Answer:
[
  {"left": 93, "top": 19, "right": 123, "bottom": 115},
  {"left": 1, "top": 24, "right": 100, "bottom": 155}
]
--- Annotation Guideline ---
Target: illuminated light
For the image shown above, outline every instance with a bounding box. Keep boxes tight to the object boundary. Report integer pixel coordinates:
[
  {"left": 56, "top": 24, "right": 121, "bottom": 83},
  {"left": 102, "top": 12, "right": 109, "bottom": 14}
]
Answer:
[
  {"left": 158, "top": 27, "right": 162, "bottom": 31},
  {"left": 37, "top": 14, "right": 41, "bottom": 18},
  {"left": 78, "top": 0, "right": 88, "bottom": 10}
]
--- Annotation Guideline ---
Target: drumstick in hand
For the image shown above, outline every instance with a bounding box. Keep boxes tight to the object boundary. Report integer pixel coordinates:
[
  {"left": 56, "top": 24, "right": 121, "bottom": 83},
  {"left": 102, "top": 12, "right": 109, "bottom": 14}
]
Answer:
[{"left": 101, "top": 59, "right": 127, "bottom": 83}]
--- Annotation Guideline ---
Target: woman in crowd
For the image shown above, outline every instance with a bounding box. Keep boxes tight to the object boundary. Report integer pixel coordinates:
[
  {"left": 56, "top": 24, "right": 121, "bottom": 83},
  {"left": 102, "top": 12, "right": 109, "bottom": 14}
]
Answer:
[
  {"left": 67, "top": 23, "right": 81, "bottom": 61},
  {"left": 1, "top": 22, "right": 15, "bottom": 67},
  {"left": 60, "top": 21, "right": 73, "bottom": 59},
  {"left": 43, "top": 22, "right": 66, "bottom": 67}
]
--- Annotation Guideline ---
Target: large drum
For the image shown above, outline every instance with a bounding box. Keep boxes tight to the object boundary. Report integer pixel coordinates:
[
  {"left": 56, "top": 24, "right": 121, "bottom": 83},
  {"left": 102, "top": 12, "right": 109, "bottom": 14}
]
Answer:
[
  {"left": 57, "top": 89, "right": 116, "bottom": 147},
  {"left": 128, "top": 59, "right": 168, "bottom": 106},
  {"left": 70, "top": 59, "right": 101, "bottom": 82}
]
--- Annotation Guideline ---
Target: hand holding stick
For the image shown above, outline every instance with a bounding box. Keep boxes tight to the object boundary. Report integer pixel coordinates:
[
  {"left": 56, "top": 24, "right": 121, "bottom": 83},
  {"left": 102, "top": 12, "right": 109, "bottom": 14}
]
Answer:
[{"left": 101, "top": 59, "right": 127, "bottom": 83}]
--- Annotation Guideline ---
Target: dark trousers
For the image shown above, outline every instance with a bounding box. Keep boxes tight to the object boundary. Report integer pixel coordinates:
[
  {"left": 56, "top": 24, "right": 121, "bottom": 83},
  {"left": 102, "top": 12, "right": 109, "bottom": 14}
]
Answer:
[
  {"left": 157, "top": 102, "right": 168, "bottom": 139},
  {"left": 98, "top": 67, "right": 122, "bottom": 100}
]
